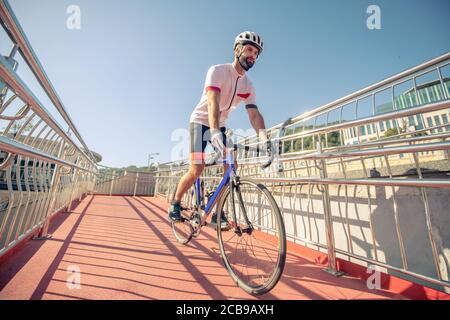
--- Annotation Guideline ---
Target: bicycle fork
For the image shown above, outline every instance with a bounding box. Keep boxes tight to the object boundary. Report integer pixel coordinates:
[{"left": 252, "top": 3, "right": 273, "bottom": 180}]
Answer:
[{"left": 228, "top": 176, "right": 253, "bottom": 236}]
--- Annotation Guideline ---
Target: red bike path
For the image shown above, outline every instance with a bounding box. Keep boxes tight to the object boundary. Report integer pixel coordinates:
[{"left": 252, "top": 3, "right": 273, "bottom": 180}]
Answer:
[{"left": 0, "top": 195, "right": 432, "bottom": 300}]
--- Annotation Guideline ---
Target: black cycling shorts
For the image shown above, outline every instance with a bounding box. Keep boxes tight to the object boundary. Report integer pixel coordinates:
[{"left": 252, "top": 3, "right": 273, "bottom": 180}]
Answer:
[{"left": 189, "top": 122, "right": 226, "bottom": 164}]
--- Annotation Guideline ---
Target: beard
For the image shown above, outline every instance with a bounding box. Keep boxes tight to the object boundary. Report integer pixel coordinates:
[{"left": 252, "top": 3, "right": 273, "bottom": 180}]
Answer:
[{"left": 238, "top": 54, "right": 255, "bottom": 71}]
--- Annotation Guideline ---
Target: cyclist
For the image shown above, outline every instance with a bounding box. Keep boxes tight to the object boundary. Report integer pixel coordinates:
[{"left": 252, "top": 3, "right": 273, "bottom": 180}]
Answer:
[{"left": 169, "top": 31, "right": 270, "bottom": 229}]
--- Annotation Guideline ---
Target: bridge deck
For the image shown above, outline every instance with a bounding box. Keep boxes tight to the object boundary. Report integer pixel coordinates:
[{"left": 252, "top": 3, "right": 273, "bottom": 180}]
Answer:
[{"left": 0, "top": 195, "right": 406, "bottom": 300}]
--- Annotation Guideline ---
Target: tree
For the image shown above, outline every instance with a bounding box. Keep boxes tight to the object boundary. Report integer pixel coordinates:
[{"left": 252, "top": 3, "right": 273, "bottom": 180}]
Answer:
[
  {"left": 384, "top": 128, "right": 399, "bottom": 138},
  {"left": 303, "top": 136, "right": 314, "bottom": 150},
  {"left": 122, "top": 165, "right": 138, "bottom": 171},
  {"left": 398, "top": 118, "right": 408, "bottom": 133},
  {"left": 283, "top": 141, "right": 292, "bottom": 153},
  {"left": 293, "top": 139, "right": 302, "bottom": 152},
  {"left": 327, "top": 131, "right": 341, "bottom": 147}
]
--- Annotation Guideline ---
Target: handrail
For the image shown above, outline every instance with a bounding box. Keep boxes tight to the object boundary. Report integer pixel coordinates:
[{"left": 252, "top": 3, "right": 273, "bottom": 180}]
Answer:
[
  {"left": 0, "top": 55, "right": 97, "bottom": 168},
  {"left": 252, "top": 177, "right": 450, "bottom": 188},
  {"left": 0, "top": 0, "right": 96, "bottom": 163},
  {"left": 154, "top": 133, "right": 450, "bottom": 172},
  {"left": 280, "top": 100, "right": 449, "bottom": 143},
  {"left": 97, "top": 163, "right": 156, "bottom": 174},
  {"left": 155, "top": 175, "right": 450, "bottom": 188},
  {"left": 0, "top": 135, "right": 96, "bottom": 173},
  {"left": 0, "top": 103, "right": 29, "bottom": 120},
  {"left": 240, "top": 100, "right": 450, "bottom": 148},
  {"left": 242, "top": 130, "right": 450, "bottom": 161},
  {"left": 0, "top": 152, "right": 13, "bottom": 170},
  {"left": 237, "top": 140, "right": 450, "bottom": 165},
  {"left": 93, "top": 164, "right": 156, "bottom": 196}
]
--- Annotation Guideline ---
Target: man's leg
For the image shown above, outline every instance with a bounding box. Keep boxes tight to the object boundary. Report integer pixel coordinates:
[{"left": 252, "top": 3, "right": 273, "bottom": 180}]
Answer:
[
  {"left": 173, "top": 163, "right": 205, "bottom": 202},
  {"left": 169, "top": 123, "right": 207, "bottom": 222},
  {"left": 169, "top": 163, "right": 205, "bottom": 222}
]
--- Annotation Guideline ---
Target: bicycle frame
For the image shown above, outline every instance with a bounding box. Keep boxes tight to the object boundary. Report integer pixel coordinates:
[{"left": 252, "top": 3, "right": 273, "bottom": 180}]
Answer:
[{"left": 195, "top": 147, "right": 236, "bottom": 221}]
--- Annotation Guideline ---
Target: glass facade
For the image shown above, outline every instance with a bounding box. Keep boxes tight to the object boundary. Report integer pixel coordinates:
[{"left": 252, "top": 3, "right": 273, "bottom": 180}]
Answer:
[
  {"left": 416, "top": 115, "right": 424, "bottom": 130},
  {"left": 393, "top": 79, "right": 450, "bottom": 111}
]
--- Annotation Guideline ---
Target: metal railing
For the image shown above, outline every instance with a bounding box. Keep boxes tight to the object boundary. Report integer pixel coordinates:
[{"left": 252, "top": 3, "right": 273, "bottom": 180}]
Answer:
[
  {"left": 155, "top": 53, "right": 450, "bottom": 292},
  {"left": 94, "top": 165, "right": 156, "bottom": 196},
  {"left": 0, "top": 0, "right": 96, "bottom": 163},
  {"left": 0, "top": 1, "right": 98, "bottom": 257}
]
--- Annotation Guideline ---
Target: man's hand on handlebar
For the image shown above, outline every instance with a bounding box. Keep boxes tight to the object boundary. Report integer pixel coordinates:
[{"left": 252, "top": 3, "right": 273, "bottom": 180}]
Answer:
[
  {"left": 259, "top": 139, "right": 274, "bottom": 170},
  {"left": 210, "top": 129, "right": 225, "bottom": 155}
]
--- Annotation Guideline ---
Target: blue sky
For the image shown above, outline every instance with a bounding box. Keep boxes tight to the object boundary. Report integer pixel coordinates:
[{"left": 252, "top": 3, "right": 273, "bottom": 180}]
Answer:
[{"left": 2, "top": 0, "right": 450, "bottom": 167}]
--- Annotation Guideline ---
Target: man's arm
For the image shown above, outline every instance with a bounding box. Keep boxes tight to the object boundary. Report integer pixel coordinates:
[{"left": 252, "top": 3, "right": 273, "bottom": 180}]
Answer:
[
  {"left": 246, "top": 105, "right": 268, "bottom": 141},
  {"left": 207, "top": 89, "right": 221, "bottom": 130}
]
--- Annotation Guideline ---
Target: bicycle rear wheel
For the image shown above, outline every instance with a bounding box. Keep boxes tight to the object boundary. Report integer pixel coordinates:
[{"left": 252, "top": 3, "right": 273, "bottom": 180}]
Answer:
[
  {"left": 216, "top": 177, "right": 286, "bottom": 295},
  {"left": 171, "top": 212, "right": 194, "bottom": 245}
]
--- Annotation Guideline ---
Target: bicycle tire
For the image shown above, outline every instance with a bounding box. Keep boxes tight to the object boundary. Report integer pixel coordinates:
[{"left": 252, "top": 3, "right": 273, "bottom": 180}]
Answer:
[
  {"left": 168, "top": 181, "right": 198, "bottom": 245},
  {"left": 216, "top": 177, "right": 286, "bottom": 295},
  {"left": 171, "top": 213, "right": 194, "bottom": 245}
]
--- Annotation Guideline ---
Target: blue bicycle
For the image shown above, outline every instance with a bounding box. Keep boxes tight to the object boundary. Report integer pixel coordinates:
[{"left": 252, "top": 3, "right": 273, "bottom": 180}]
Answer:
[{"left": 170, "top": 120, "right": 291, "bottom": 295}]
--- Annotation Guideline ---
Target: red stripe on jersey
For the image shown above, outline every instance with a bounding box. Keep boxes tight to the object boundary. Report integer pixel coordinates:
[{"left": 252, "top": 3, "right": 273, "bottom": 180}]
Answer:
[
  {"left": 237, "top": 93, "right": 251, "bottom": 99},
  {"left": 206, "top": 86, "right": 221, "bottom": 92}
]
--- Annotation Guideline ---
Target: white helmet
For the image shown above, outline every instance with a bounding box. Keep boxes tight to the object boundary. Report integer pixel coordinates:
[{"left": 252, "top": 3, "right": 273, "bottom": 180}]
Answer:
[{"left": 234, "top": 31, "right": 264, "bottom": 54}]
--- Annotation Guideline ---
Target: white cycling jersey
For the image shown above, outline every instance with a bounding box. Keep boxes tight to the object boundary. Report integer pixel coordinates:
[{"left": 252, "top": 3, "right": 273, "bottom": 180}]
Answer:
[{"left": 190, "top": 63, "right": 256, "bottom": 127}]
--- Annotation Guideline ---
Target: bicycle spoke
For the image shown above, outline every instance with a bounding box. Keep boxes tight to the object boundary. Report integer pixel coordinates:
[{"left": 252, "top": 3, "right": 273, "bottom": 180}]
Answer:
[
  {"left": 244, "top": 234, "right": 267, "bottom": 285},
  {"left": 250, "top": 234, "right": 277, "bottom": 266},
  {"left": 250, "top": 238, "right": 267, "bottom": 279}
]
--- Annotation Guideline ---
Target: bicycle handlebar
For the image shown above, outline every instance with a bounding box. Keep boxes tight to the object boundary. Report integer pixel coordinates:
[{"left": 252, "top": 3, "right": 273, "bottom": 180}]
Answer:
[
  {"left": 205, "top": 149, "right": 222, "bottom": 166},
  {"left": 205, "top": 117, "right": 292, "bottom": 169}
]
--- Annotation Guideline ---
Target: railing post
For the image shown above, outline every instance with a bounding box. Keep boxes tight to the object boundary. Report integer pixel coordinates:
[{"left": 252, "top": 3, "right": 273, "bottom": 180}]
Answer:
[
  {"left": 66, "top": 168, "right": 80, "bottom": 212},
  {"left": 109, "top": 170, "right": 116, "bottom": 196},
  {"left": 34, "top": 140, "right": 65, "bottom": 240},
  {"left": 154, "top": 171, "right": 160, "bottom": 196},
  {"left": 133, "top": 172, "right": 139, "bottom": 197},
  {"left": 150, "top": 173, "right": 156, "bottom": 196},
  {"left": 317, "top": 142, "right": 345, "bottom": 277}
]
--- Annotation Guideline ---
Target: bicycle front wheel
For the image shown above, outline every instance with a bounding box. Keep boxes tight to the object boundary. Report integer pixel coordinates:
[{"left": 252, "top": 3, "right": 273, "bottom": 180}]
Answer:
[{"left": 216, "top": 178, "right": 286, "bottom": 296}]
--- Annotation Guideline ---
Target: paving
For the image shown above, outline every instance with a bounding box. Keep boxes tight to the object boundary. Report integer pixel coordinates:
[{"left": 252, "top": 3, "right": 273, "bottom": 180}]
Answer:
[{"left": 0, "top": 195, "right": 406, "bottom": 300}]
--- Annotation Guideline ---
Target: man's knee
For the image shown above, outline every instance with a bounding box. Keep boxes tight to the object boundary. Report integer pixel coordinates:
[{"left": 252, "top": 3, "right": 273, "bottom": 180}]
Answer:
[{"left": 189, "top": 164, "right": 205, "bottom": 178}]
